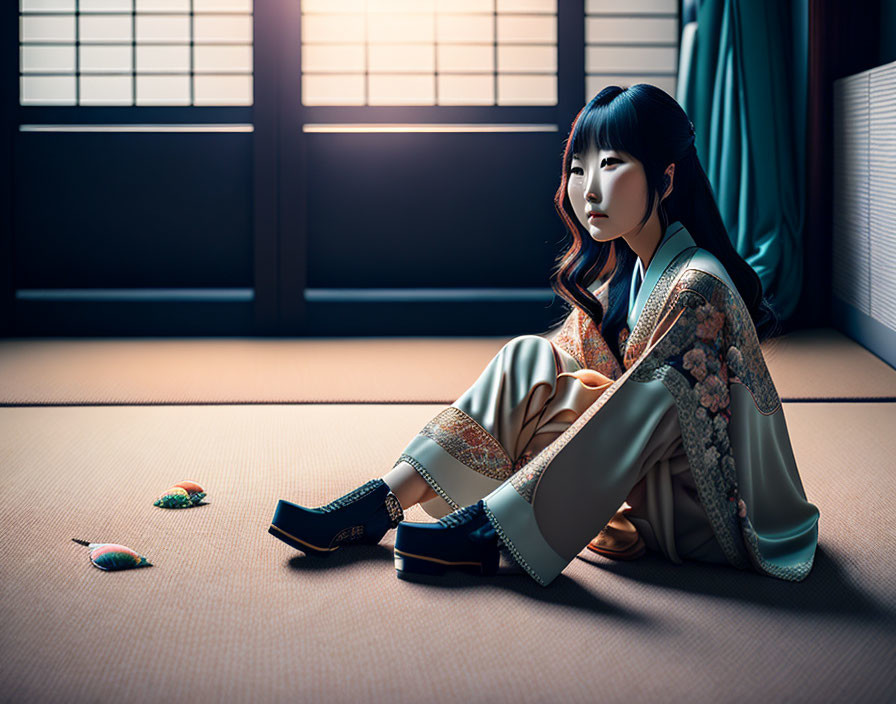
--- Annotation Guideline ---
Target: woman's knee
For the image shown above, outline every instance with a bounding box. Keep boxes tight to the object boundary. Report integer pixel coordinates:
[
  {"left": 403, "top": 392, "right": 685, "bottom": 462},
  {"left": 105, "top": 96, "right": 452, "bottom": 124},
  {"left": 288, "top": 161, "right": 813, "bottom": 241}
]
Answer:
[
  {"left": 503, "top": 334, "right": 554, "bottom": 356},
  {"left": 498, "top": 334, "right": 559, "bottom": 378}
]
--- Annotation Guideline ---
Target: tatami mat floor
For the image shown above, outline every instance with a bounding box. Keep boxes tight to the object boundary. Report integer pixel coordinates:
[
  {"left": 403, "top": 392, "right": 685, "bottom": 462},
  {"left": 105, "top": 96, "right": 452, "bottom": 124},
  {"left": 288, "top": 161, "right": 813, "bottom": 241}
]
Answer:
[
  {"left": 1, "top": 328, "right": 894, "bottom": 405},
  {"left": 1, "top": 332, "right": 894, "bottom": 703}
]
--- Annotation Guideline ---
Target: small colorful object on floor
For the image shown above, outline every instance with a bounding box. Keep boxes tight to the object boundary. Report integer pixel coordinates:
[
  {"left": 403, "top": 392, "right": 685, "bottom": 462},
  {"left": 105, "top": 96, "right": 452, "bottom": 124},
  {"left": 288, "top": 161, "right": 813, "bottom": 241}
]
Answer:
[
  {"left": 153, "top": 480, "right": 206, "bottom": 508},
  {"left": 72, "top": 538, "right": 152, "bottom": 571}
]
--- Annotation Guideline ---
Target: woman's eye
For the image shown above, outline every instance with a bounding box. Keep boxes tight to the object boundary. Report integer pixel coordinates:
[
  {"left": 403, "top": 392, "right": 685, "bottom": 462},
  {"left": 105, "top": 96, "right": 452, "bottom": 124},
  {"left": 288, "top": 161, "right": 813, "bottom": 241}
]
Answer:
[{"left": 570, "top": 159, "right": 618, "bottom": 175}]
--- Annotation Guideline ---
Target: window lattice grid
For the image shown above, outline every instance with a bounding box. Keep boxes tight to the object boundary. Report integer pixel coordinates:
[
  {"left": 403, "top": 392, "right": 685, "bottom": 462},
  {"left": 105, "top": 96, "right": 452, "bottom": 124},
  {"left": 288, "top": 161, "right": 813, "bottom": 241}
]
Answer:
[
  {"left": 19, "top": 0, "right": 254, "bottom": 106},
  {"left": 300, "top": 0, "right": 558, "bottom": 107},
  {"left": 584, "top": 0, "right": 678, "bottom": 101}
]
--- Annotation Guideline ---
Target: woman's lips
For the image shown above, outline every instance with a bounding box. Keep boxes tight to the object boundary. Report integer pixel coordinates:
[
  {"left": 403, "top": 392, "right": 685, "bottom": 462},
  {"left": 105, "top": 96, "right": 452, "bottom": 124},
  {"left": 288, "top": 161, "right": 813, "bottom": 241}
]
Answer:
[{"left": 589, "top": 213, "right": 607, "bottom": 219}]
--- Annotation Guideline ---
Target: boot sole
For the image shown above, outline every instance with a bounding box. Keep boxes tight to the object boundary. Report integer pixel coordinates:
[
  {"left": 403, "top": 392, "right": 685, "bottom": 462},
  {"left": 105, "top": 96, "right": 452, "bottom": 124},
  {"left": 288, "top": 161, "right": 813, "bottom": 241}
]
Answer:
[
  {"left": 268, "top": 523, "right": 337, "bottom": 556},
  {"left": 393, "top": 547, "right": 492, "bottom": 582}
]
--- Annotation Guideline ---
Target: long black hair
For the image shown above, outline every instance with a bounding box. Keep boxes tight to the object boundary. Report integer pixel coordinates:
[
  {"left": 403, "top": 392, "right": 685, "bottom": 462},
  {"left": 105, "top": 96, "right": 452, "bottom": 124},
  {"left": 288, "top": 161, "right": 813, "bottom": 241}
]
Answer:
[{"left": 548, "top": 84, "right": 780, "bottom": 364}]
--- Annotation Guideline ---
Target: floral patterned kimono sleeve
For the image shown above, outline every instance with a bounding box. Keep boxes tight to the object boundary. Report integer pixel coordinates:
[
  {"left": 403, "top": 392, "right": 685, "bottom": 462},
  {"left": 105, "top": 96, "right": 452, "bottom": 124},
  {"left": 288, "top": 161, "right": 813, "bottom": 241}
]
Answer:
[{"left": 481, "top": 264, "right": 820, "bottom": 587}]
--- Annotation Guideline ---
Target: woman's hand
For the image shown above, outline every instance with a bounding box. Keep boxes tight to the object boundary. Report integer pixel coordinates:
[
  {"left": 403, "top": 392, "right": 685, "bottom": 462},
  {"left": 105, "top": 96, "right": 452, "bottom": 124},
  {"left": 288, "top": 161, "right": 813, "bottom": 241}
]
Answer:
[{"left": 560, "top": 368, "right": 614, "bottom": 391}]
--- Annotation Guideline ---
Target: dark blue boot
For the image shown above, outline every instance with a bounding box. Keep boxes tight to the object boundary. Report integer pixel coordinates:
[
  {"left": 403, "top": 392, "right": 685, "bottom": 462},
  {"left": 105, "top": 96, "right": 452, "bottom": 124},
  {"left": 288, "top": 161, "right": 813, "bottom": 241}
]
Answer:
[
  {"left": 269, "top": 479, "right": 404, "bottom": 556},
  {"left": 393, "top": 500, "right": 500, "bottom": 582}
]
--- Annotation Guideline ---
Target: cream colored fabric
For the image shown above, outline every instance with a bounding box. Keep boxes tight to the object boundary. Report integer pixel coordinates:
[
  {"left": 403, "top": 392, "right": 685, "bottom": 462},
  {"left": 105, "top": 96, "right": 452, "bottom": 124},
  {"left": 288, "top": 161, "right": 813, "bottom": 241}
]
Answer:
[
  {"left": 403, "top": 334, "right": 725, "bottom": 565},
  {"left": 623, "top": 413, "right": 729, "bottom": 566}
]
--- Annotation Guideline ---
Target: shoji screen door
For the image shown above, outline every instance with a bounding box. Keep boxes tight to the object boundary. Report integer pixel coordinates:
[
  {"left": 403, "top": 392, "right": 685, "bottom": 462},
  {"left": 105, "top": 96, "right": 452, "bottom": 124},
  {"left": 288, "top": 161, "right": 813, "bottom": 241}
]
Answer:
[
  {"left": 288, "top": 0, "right": 580, "bottom": 336},
  {"left": 10, "top": 0, "right": 258, "bottom": 335}
]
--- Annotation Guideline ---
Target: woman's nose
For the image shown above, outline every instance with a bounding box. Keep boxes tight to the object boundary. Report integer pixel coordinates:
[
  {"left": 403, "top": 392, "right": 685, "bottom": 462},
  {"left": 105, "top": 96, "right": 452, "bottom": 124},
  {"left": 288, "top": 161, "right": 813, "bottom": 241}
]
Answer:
[{"left": 585, "top": 173, "right": 600, "bottom": 202}]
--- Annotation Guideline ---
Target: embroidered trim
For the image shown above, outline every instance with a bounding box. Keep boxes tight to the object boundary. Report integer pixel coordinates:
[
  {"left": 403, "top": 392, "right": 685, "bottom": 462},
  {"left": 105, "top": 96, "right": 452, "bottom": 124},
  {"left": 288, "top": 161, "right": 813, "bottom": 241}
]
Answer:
[
  {"left": 672, "top": 270, "right": 781, "bottom": 414},
  {"left": 552, "top": 308, "right": 587, "bottom": 369},
  {"left": 579, "top": 310, "right": 624, "bottom": 379},
  {"left": 418, "top": 406, "right": 515, "bottom": 481},
  {"left": 648, "top": 366, "right": 750, "bottom": 569},
  {"left": 318, "top": 478, "right": 384, "bottom": 513},
  {"left": 481, "top": 500, "right": 547, "bottom": 587},
  {"left": 383, "top": 492, "right": 404, "bottom": 528},
  {"left": 624, "top": 246, "right": 698, "bottom": 366},
  {"left": 330, "top": 525, "right": 366, "bottom": 547},
  {"left": 552, "top": 284, "right": 624, "bottom": 381},
  {"left": 509, "top": 450, "right": 539, "bottom": 503},
  {"left": 740, "top": 514, "right": 815, "bottom": 581},
  {"left": 627, "top": 287, "right": 750, "bottom": 568},
  {"left": 618, "top": 326, "right": 629, "bottom": 350},
  {"left": 394, "top": 453, "right": 461, "bottom": 512}
]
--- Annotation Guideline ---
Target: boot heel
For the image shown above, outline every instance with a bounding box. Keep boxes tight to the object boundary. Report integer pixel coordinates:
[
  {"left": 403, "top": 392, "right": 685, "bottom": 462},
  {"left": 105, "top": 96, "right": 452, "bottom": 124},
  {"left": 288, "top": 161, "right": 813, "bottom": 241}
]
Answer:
[
  {"left": 394, "top": 548, "right": 492, "bottom": 582},
  {"left": 394, "top": 548, "right": 450, "bottom": 582}
]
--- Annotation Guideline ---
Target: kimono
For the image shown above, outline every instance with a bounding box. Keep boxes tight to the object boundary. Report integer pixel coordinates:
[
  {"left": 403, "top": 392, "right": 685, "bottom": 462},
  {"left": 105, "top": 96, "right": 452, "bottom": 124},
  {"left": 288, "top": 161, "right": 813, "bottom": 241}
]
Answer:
[{"left": 393, "top": 220, "right": 820, "bottom": 587}]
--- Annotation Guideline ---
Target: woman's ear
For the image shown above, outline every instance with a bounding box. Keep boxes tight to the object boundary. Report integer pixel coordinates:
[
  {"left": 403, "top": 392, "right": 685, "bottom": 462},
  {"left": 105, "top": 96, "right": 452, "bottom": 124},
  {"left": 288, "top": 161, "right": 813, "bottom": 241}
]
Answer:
[{"left": 662, "top": 164, "right": 675, "bottom": 200}]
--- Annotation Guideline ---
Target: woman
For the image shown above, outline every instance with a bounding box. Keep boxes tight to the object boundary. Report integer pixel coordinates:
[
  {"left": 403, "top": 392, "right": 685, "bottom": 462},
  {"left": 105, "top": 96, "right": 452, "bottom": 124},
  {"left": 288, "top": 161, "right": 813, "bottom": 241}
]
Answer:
[{"left": 269, "top": 84, "right": 820, "bottom": 587}]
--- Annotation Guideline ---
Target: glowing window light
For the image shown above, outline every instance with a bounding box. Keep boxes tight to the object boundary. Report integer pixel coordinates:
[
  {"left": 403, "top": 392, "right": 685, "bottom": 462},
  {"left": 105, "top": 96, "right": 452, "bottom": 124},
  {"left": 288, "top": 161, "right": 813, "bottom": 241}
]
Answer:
[
  {"left": 300, "top": 0, "right": 558, "bottom": 106},
  {"left": 19, "top": 0, "right": 254, "bottom": 106}
]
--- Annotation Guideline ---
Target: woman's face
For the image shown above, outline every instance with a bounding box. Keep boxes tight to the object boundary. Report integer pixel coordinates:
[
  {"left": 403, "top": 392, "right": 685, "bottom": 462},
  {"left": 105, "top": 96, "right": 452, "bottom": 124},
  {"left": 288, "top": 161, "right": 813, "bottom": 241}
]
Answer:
[{"left": 566, "top": 142, "right": 650, "bottom": 243}]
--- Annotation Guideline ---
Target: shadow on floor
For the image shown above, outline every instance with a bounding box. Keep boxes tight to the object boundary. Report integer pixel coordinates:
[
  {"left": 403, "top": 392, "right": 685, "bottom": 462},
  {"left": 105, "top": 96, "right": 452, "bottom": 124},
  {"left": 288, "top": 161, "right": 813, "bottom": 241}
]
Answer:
[{"left": 278, "top": 542, "right": 895, "bottom": 626}]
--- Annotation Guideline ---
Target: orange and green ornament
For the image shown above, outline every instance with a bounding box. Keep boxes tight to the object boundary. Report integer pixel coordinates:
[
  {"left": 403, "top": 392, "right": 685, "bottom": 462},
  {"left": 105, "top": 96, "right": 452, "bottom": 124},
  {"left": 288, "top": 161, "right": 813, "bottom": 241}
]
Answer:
[{"left": 153, "top": 480, "right": 206, "bottom": 509}]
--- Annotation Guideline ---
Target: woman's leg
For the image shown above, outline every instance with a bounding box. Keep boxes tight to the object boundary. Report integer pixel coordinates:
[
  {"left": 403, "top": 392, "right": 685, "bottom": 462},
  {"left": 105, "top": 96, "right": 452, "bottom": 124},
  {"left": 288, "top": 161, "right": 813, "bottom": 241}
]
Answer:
[
  {"left": 389, "top": 334, "right": 605, "bottom": 521},
  {"left": 272, "top": 334, "right": 591, "bottom": 557},
  {"left": 481, "top": 365, "right": 687, "bottom": 586},
  {"left": 381, "top": 460, "right": 438, "bottom": 509}
]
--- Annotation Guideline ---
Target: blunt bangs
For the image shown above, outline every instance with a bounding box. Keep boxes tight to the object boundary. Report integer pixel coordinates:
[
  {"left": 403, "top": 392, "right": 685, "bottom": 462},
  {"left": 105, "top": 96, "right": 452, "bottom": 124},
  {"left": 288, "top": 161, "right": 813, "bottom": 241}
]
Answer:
[{"left": 570, "top": 94, "right": 641, "bottom": 161}]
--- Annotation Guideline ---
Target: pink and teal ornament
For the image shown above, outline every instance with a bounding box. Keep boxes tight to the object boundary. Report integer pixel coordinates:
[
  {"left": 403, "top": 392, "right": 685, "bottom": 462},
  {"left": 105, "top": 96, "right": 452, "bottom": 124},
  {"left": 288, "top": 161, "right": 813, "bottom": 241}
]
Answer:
[{"left": 72, "top": 539, "right": 152, "bottom": 571}]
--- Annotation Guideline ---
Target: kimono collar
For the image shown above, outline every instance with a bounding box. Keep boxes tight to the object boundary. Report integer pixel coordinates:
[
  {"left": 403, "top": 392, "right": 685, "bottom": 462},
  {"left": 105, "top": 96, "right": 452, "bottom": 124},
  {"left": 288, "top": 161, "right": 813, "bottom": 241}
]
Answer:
[{"left": 627, "top": 220, "right": 696, "bottom": 330}]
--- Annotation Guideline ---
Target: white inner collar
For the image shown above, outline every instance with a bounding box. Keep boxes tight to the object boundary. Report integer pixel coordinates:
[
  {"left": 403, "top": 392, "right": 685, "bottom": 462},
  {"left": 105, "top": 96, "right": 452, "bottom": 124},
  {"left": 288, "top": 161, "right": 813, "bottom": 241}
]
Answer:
[{"left": 629, "top": 254, "right": 646, "bottom": 315}]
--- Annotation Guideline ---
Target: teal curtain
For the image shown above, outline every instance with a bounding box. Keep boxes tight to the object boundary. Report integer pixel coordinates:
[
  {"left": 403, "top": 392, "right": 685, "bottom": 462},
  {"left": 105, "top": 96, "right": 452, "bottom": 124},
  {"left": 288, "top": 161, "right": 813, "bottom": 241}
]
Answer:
[{"left": 676, "top": 0, "right": 808, "bottom": 321}]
